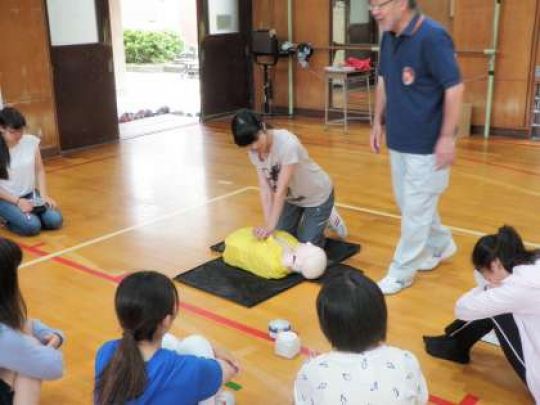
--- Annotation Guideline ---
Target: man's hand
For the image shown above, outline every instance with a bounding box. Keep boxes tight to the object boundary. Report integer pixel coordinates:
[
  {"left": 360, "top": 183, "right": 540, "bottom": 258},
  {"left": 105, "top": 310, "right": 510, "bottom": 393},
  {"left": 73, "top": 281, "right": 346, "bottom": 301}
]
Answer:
[
  {"left": 370, "top": 122, "right": 385, "bottom": 153},
  {"left": 434, "top": 135, "right": 456, "bottom": 169}
]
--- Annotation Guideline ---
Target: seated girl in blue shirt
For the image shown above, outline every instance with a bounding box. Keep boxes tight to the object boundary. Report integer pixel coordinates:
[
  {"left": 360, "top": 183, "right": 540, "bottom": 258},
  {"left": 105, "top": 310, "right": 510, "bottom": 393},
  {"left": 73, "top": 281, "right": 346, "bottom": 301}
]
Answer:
[{"left": 94, "top": 271, "right": 239, "bottom": 405}]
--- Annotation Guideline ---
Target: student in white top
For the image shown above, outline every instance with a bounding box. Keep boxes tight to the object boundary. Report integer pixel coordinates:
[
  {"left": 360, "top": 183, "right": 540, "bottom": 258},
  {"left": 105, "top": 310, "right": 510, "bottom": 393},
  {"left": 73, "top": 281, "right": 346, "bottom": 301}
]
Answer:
[
  {"left": 0, "top": 107, "right": 63, "bottom": 236},
  {"left": 424, "top": 225, "right": 540, "bottom": 403},
  {"left": 294, "top": 271, "right": 428, "bottom": 404},
  {"left": 231, "top": 110, "right": 347, "bottom": 247}
]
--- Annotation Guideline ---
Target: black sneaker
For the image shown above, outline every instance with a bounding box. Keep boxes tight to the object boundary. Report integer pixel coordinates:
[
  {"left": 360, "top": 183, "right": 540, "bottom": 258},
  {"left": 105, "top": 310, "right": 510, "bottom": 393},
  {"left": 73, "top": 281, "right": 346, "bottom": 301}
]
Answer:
[{"left": 423, "top": 335, "right": 470, "bottom": 364}]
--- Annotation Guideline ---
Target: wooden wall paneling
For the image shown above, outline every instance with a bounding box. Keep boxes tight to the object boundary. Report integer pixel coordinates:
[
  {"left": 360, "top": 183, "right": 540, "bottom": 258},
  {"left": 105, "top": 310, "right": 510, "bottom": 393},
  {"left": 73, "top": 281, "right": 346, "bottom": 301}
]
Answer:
[
  {"left": 491, "top": 80, "right": 530, "bottom": 130},
  {"left": 0, "top": 0, "right": 60, "bottom": 151},
  {"left": 417, "top": 0, "right": 453, "bottom": 33},
  {"left": 525, "top": 0, "right": 540, "bottom": 131},
  {"left": 452, "top": 0, "right": 493, "bottom": 51},
  {"left": 293, "top": 0, "right": 330, "bottom": 111},
  {"left": 458, "top": 57, "right": 488, "bottom": 125},
  {"left": 496, "top": 0, "right": 536, "bottom": 81},
  {"left": 454, "top": 0, "right": 537, "bottom": 130}
]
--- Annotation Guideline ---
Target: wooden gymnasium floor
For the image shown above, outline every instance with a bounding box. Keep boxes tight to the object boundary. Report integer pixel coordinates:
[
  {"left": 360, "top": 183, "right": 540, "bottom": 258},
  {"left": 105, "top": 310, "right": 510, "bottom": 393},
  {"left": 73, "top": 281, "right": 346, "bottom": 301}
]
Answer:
[{"left": 15, "top": 117, "right": 538, "bottom": 404}]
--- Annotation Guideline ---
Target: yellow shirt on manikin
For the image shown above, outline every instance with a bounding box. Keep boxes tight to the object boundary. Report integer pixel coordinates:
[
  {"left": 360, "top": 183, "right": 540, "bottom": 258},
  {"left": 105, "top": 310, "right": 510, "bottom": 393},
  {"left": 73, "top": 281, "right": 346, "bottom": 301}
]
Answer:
[{"left": 223, "top": 227, "right": 298, "bottom": 279}]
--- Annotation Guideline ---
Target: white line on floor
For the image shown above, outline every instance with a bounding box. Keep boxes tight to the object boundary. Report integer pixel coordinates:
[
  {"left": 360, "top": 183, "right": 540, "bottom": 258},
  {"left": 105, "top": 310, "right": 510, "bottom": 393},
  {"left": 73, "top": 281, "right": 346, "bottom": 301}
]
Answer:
[
  {"left": 20, "top": 187, "right": 254, "bottom": 269},
  {"left": 336, "top": 202, "right": 540, "bottom": 249}
]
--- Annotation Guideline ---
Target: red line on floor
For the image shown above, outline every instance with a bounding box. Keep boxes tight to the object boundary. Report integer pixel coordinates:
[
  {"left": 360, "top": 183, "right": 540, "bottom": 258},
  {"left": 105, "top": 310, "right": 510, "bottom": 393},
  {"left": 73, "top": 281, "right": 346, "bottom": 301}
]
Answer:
[
  {"left": 19, "top": 242, "right": 124, "bottom": 283},
  {"left": 429, "top": 395, "right": 454, "bottom": 405},
  {"left": 459, "top": 394, "right": 479, "bottom": 405},
  {"left": 19, "top": 242, "right": 478, "bottom": 403},
  {"left": 28, "top": 241, "right": 46, "bottom": 249}
]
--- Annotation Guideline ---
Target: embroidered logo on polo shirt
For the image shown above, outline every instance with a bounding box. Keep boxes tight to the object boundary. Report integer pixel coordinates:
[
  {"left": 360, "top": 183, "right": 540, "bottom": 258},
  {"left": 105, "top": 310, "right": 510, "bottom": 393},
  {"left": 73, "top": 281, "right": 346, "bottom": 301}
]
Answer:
[{"left": 402, "top": 67, "right": 415, "bottom": 86}]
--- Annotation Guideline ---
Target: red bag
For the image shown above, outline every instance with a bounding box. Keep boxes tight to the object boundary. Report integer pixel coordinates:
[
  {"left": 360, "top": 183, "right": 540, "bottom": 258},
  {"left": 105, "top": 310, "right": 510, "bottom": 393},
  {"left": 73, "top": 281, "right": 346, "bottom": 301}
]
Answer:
[{"left": 345, "top": 57, "right": 372, "bottom": 72}]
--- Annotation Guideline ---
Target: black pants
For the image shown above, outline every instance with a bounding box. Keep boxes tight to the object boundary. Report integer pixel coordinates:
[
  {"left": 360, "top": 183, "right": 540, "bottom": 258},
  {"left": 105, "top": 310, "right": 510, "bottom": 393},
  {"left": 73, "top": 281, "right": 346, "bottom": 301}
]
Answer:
[
  {"left": 445, "top": 314, "right": 526, "bottom": 383},
  {"left": 0, "top": 379, "right": 13, "bottom": 405}
]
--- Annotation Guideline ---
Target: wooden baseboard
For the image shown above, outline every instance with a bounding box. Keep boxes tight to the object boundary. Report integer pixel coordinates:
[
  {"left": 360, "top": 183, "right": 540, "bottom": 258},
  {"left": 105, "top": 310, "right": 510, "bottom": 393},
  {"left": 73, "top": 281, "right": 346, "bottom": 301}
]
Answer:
[{"left": 41, "top": 145, "right": 60, "bottom": 158}]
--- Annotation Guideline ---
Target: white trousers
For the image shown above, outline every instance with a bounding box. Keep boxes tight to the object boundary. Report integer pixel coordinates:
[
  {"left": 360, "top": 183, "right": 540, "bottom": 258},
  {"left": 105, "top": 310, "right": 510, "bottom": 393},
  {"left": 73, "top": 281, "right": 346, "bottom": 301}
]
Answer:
[
  {"left": 162, "top": 334, "right": 217, "bottom": 405},
  {"left": 388, "top": 150, "right": 453, "bottom": 281}
]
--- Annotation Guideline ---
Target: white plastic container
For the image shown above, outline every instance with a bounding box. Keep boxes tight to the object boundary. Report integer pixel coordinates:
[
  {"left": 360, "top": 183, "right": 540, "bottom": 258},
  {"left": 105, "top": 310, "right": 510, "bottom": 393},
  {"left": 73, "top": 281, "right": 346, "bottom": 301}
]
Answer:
[
  {"left": 274, "top": 331, "right": 301, "bottom": 359},
  {"left": 268, "top": 319, "right": 292, "bottom": 339}
]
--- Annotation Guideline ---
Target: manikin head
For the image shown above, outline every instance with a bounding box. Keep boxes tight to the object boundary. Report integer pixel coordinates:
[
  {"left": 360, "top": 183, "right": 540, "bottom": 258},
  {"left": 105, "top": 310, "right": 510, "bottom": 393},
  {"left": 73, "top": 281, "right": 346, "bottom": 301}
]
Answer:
[{"left": 288, "top": 242, "right": 327, "bottom": 279}]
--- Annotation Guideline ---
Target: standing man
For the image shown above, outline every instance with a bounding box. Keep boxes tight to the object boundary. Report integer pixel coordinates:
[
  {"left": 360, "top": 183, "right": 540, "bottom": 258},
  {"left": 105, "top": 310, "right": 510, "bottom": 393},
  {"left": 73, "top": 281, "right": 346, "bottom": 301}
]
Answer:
[{"left": 370, "top": 0, "right": 464, "bottom": 294}]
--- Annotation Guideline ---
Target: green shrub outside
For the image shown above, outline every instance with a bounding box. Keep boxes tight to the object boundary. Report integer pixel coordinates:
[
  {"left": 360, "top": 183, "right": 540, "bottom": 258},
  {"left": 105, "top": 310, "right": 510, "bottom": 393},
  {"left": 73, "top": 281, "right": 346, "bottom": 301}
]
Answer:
[{"left": 124, "top": 30, "right": 184, "bottom": 64}]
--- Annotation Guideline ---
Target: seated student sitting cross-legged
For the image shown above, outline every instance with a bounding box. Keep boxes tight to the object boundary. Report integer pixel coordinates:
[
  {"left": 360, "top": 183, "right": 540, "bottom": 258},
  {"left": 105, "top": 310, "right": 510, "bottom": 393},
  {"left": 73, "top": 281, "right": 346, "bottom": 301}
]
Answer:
[{"left": 94, "top": 271, "right": 240, "bottom": 405}]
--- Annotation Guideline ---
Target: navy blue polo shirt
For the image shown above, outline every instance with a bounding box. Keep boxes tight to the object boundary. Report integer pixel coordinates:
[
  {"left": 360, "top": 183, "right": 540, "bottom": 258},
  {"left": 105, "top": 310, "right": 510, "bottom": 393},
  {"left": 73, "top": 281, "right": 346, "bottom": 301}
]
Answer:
[{"left": 378, "top": 14, "right": 461, "bottom": 154}]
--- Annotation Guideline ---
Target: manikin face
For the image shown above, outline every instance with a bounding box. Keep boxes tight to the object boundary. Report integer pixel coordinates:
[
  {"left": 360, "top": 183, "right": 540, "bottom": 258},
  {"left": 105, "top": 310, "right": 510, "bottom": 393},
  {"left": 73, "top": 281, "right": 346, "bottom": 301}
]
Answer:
[
  {"left": 480, "top": 258, "right": 510, "bottom": 286},
  {"left": 370, "top": 0, "right": 405, "bottom": 33},
  {"left": 291, "top": 242, "right": 327, "bottom": 279}
]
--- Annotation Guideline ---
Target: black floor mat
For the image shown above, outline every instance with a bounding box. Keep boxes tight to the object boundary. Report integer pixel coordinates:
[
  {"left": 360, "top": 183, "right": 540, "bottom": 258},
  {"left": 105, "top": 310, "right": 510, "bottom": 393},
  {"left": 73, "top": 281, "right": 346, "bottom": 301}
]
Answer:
[
  {"left": 210, "top": 238, "right": 360, "bottom": 266},
  {"left": 175, "top": 259, "right": 362, "bottom": 308}
]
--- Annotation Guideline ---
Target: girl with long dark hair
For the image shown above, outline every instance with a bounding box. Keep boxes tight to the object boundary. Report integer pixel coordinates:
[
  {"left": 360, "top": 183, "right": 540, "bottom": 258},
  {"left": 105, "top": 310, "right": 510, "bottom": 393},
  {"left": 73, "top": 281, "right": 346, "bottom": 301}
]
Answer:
[
  {"left": 0, "top": 237, "right": 64, "bottom": 405},
  {"left": 0, "top": 107, "right": 63, "bottom": 236},
  {"left": 94, "top": 271, "right": 239, "bottom": 405},
  {"left": 424, "top": 225, "right": 540, "bottom": 403}
]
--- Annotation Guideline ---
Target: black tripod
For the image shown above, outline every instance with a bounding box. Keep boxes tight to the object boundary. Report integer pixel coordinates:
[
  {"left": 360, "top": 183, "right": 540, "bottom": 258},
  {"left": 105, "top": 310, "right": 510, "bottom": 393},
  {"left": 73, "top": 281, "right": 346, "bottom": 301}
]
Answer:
[
  {"left": 252, "top": 30, "right": 280, "bottom": 115},
  {"left": 257, "top": 57, "right": 278, "bottom": 115}
]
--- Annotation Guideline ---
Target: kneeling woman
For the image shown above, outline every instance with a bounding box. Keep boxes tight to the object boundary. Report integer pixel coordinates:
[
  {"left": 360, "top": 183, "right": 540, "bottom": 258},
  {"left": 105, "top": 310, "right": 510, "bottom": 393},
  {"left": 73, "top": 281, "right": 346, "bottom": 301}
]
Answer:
[
  {"left": 231, "top": 110, "right": 346, "bottom": 247},
  {"left": 0, "top": 107, "right": 63, "bottom": 236},
  {"left": 424, "top": 226, "right": 540, "bottom": 403}
]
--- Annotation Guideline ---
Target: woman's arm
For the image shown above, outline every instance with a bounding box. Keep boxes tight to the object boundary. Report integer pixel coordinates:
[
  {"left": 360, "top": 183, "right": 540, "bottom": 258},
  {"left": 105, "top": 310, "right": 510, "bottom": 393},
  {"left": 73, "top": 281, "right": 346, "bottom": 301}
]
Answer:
[
  {"left": 34, "top": 149, "right": 56, "bottom": 208},
  {"left": 455, "top": 281, "right": 529, "bottom": 321},
  {"left": 0, "top": 326, "right": 63, "bottom": 380},
  {"left": 257, "top": 170, "right": 273, "bottom": 223},
  {"left": 0, "top": 188, "right": 32, "bottom": 213},
  {"left": 264, "top": 163, "right": 296, "bottom": 231},
  {"left": 31, "top": 319, "right": 65, "bottom": 349}
]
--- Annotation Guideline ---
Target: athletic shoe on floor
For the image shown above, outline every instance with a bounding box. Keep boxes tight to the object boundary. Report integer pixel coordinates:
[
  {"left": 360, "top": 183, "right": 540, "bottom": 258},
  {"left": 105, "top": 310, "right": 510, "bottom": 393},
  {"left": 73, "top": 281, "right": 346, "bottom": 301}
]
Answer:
[
  {"left": 418, "top": 239, "right": 457, "bottom": 271},
  {"left": 327, "top": 206, "right": 348, "bottom": 239},
  {"left": 377, "top": 275, "right": 413, "bottom": 295}
]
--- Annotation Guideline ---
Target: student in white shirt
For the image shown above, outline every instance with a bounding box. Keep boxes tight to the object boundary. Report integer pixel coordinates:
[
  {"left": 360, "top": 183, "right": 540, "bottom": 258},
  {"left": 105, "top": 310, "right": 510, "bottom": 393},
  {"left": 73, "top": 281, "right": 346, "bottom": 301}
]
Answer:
[
  {"left": 294, "top": 271, "right": 428, "bottom": 404},
  {"left": 424, "top": 225, "right": 540, "bottom": 403},
  {"left": 0, "top": 107, "right": 63, "bottom": 236}
]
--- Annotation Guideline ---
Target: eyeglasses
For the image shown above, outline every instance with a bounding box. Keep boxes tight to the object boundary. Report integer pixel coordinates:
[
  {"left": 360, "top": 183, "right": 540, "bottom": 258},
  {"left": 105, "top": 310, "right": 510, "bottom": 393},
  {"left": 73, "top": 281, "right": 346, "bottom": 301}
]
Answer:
[{"left": 368, "top": 0, "right": 396, "bottom": 11}]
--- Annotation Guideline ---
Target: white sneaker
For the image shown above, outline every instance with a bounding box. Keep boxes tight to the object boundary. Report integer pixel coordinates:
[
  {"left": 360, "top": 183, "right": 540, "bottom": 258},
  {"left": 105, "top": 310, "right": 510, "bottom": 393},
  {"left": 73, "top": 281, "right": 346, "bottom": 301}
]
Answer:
[
  {"left": 327, "top": 206, "right": 348, "bottom": 239},
  {"left": 418, "top": 239, "right": 457, "bottom": 271},
  {"left": 377, "top": 275, "right": 413, "bottom": 295}
]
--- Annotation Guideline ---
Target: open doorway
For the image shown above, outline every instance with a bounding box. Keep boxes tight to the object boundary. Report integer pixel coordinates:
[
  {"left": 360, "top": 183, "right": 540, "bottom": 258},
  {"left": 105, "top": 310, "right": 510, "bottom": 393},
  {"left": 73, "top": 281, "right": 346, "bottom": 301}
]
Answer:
[{"left": 109, "top": 0, "right": 199, "bottom": 139}]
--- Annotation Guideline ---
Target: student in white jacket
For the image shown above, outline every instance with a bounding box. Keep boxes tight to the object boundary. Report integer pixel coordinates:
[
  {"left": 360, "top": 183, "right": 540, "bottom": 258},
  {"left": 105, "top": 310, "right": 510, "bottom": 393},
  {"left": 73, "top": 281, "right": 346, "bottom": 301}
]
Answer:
[{"left": 423, "top": 225, "right": 540, "bottom": 403}]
